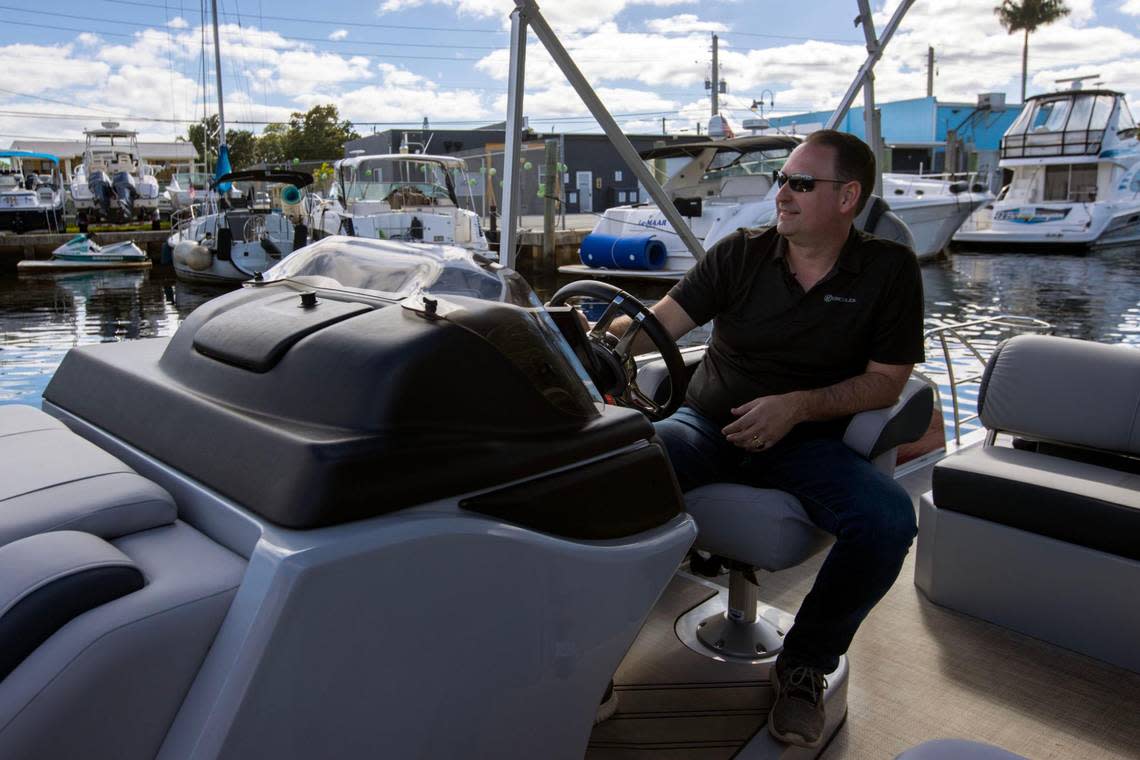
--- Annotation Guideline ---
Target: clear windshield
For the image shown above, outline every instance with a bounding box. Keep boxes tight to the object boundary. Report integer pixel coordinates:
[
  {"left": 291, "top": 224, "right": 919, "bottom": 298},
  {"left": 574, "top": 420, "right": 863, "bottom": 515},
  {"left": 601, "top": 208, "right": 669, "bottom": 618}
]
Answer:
[
  {"left": 342, "top": 159, "right": 458, "bottom": 206},
  {"left": 701, "top": 146, "right": 792, "bottom": 182}
]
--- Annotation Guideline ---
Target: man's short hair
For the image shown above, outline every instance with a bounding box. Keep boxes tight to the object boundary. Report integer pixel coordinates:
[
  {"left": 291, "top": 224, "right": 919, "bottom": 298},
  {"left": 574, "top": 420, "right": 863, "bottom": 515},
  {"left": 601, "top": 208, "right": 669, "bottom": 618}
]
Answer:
[{"left": 803, "top": 129, "right": 875, "bottom": 216}]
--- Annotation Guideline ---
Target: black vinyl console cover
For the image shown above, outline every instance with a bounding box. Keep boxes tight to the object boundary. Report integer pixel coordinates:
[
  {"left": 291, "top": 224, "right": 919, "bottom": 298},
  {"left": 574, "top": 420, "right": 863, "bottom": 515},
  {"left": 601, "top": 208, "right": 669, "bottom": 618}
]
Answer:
[{"left": 45, "top": 285, "right": 655, "bottom": 529}]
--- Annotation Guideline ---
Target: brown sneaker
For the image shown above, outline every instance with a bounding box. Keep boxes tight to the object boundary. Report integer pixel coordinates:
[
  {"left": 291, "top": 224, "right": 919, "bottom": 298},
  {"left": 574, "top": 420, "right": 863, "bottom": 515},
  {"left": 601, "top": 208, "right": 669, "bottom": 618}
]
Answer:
[{"left": 768, "top": 659, "right": 828, "bottom": 748}]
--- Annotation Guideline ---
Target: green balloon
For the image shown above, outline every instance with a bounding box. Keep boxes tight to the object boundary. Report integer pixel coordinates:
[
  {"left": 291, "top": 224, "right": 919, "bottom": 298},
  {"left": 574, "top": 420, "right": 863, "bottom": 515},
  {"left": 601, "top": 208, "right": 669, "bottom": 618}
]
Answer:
[
  {"left": 488, "top": 168, "right": 497, "bottom": 176},
  {"left": 480, "top": 166, "right": 486, "bottom": 173},
  {"left": 523, "top": 161, "right": 533, "bottom": 170},
  {"left": 468, "top": 178, "right": 476, "bottom": 186},
  {"left": 292, "top": 158, "right": 300, "bottom": 165},
  {"left": 537, "top": 183, "right": 546, "bottom": 197}
]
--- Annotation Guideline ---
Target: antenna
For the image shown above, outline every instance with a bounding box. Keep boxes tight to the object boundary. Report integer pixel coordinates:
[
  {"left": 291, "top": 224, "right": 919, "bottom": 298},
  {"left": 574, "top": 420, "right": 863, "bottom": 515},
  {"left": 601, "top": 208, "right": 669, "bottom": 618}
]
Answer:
[{"left": 1055, "top": 74, "right": 1101, "bottom": 91}]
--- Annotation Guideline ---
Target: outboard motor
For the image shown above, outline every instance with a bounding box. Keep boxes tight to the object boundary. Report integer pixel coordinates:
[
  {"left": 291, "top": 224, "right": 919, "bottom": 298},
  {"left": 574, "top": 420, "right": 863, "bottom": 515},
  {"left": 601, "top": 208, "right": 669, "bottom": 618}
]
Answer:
[
  {"left": 87, "top": 170, "right": 114, "bottom": 219},
  {"left": 112, "top": 171, "right": 138, "bottom": 219}
]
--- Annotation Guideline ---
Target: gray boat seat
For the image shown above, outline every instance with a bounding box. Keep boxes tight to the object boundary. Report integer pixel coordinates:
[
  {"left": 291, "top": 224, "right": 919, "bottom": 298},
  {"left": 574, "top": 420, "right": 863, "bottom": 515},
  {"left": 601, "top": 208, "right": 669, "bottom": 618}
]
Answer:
[
  {"left": 0, "top": 404, "right": 176, "bottom": 547},
  {"left": 0, "top": 405, "right": 247, "bottom": 759},
  {"left": 682, "top": 377, "right": 933, "bottom": 659},
  {"left": 916, "top": 334, "right": 1140, "bottom": 673},
  {"left": 855, "top": 195, "right": 917, "bottom": 250}
]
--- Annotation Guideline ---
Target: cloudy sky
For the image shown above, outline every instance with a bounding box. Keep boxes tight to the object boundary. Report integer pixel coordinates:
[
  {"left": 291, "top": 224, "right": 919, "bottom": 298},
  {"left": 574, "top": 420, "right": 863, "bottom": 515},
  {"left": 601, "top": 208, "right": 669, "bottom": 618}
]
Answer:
[{"left": 2, "top": 0, "right": 1138, "bottom": 145}]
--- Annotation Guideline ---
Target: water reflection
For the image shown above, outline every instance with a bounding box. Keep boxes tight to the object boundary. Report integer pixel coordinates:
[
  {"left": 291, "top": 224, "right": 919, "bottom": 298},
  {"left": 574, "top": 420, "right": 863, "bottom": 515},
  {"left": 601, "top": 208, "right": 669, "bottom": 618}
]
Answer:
[
  {"left": 0, "top": 270, "right": 237, "bottom": 405},
  {"left": 1, "top": 249, "right": 1137, "bottom": 414}
]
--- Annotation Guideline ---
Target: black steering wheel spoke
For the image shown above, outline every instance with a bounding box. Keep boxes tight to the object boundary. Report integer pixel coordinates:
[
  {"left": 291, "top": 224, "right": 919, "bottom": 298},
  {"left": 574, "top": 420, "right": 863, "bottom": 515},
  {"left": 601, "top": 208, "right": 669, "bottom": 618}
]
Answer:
[{"left": 547, "top": 280, "right": 687, "bottom": 422}]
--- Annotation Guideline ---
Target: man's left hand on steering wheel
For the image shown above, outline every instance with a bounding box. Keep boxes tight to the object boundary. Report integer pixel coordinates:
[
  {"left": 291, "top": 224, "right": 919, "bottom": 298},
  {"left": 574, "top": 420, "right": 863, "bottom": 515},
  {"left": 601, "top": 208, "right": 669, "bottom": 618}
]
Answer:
[{"left": 547, "top": 280, "right": 688, "bottom": 422}]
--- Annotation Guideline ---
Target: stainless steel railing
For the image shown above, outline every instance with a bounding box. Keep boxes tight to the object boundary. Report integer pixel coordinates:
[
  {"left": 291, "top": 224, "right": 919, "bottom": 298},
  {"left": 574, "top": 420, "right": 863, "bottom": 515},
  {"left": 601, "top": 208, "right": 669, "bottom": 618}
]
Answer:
[{"left": 922, "top": 315, "right": 1052, "bottom": 444}]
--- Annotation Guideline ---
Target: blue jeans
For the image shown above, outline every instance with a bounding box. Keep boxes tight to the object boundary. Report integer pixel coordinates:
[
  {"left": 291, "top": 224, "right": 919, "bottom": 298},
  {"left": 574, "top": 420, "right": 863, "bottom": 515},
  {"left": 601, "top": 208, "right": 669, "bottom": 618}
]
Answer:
[{"left": 655, "top": 406, "right": 917, "bottom": 673}]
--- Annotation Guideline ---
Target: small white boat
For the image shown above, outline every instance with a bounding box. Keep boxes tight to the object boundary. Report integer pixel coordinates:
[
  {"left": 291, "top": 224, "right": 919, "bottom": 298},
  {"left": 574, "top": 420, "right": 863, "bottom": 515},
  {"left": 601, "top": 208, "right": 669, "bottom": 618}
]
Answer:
[
  {"left": 168, "top": 169, "right": 312, "bottom": 285},
  {"left": 309, "top": 153, "right": 491, "bottom": 255},
  {"left": 0, "top": 151, "right": 65, "bottom": 234},
  {"left": 52, "top": 234, "right": 148, "bottom": 263},
  {"left": 69, "top": 123, "right": 162, "bottom": 231}
]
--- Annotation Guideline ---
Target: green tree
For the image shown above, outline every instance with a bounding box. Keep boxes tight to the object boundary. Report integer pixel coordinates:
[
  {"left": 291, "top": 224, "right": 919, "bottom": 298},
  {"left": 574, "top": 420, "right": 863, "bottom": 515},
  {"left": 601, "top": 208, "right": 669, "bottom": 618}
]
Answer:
[
  {"left": 283, "top": 104, "right": 360, "bottom": 161},
  {"left": 186, "top": 116, "right": 258, "bottom": 171},
  {"left": 994, "top": 0, "right": 1070, "bottom": 103},
  {"left": 255, "top": 122, "right": 289, "bottom": 164}
]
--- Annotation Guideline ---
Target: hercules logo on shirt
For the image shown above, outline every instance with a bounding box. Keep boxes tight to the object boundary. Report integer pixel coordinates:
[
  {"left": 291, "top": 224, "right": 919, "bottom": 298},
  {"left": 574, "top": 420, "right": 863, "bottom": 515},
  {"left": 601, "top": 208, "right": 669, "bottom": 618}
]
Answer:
[{"left": 823, "top": 294, "right": 857, "bottom": 304}]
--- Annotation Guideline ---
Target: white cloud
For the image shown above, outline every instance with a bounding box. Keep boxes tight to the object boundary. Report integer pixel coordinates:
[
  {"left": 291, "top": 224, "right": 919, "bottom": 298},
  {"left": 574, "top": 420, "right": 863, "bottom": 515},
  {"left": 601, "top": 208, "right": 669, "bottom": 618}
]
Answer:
[
  {"left": 329, "top": 29, "right": 348, "bottom": 41},
  {"left": 298, "top": 65, "right": 490, "bottom": 126},
  {"left": 1124, "top": 0, "right": 1140, "bottom": 16},
  {"left": 76, "top": 33, "right": 101, "bottom": 47},
  {"left": 167, "top": 17, "right": 189, "bottom": 29},
  {"left": 647, "top": 14, "right": 727, "bottom": 34},
  {"left": 378, "top": 0, "right": 694, "bottom": 33}
]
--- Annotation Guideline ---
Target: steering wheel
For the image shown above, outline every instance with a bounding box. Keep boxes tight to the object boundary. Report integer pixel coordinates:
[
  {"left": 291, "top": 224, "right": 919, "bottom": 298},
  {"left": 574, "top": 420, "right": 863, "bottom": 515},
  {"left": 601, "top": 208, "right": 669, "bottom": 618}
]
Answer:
[
  {"left": 242, "top": 214, "right": 267, "bottom": 243},
  {"left": 547, "top": 280, "right": 688, "bottom": 421}
]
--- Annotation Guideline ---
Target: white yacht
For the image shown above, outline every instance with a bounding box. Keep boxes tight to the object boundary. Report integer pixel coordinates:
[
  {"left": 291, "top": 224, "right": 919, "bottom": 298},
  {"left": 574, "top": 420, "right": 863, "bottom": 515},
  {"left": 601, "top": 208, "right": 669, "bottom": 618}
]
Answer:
[
  {"left": 69, "top": 123, "right": 161, "bottom": 231},
  {"left": 953, "top": 84, "right": 1140, "bottom": 250},
  {"left": 559, "top": 137, "right": 990, "bottom": 281},
  {"left": 309, "top": 153, "right": 490, "bottom": 255},
  {"left": 0, "top": 151, "right": 65, "bottom": 234},
  {"left": 169, "top": 169, "right": 312, "bottom": 285}
]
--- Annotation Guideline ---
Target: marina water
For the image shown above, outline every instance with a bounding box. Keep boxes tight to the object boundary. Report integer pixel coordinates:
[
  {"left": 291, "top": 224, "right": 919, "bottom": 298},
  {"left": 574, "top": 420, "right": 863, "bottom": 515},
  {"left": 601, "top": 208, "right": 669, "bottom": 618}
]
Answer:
[{"left": 2, "top": 249, "right": 1138, "bottom": 438}]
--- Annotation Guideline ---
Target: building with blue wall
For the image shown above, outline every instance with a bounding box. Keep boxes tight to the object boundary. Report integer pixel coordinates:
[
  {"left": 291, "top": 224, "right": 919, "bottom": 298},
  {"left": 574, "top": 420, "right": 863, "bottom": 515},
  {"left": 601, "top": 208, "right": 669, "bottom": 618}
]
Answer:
[{"left": 763, "top": 96, "right": 1021, "bottom": 187}]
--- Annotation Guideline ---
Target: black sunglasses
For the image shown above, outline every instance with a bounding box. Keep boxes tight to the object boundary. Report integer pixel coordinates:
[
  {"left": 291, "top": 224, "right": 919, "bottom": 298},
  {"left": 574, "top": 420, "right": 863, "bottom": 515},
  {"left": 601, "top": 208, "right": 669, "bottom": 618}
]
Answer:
[{"left": 774, "top": 171, "right": 849, "bottom": 193}]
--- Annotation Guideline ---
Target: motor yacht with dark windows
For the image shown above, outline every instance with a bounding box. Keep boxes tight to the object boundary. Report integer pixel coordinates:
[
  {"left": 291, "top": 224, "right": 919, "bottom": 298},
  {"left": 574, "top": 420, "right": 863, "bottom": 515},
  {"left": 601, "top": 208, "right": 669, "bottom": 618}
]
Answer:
[{"left": 954, "top": 83, "right": 1140, "bottom": 250}]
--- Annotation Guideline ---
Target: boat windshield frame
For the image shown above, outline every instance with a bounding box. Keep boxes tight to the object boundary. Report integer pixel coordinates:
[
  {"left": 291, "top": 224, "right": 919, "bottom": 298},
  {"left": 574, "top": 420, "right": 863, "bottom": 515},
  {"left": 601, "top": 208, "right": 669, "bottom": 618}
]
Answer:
[
  {"left": 338, "top": 157, "right": 461, "bottom": 207},
  {"left": 1001, "top": 91, "right": 1121, "bottom": 159},
  {"left": 699, "top": 145, "right": 794, "bottom": 183}
]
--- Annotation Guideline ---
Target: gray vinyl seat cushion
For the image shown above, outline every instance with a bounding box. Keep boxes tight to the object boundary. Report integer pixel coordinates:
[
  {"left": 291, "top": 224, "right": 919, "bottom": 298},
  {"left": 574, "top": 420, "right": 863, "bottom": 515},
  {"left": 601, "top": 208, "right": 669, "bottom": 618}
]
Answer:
[
  {"left": 0, "top": 521, "right": 246, "bottom": 759},
  {"left": 684, "top": 484, "right": 833, "bottom": 570},
  {"left": 932, "top": 445, "right": 1140, "bottom": 561},
  {"left": 0, "top": 405, "right": 176, "bottom": 546}
]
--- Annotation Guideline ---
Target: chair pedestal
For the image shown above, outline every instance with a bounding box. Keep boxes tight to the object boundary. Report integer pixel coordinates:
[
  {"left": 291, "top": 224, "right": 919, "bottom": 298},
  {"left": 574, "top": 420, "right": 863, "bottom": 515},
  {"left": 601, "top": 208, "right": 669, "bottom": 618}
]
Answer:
[{"left": 695, "top": 567, "right": 786, "bottom": 659}]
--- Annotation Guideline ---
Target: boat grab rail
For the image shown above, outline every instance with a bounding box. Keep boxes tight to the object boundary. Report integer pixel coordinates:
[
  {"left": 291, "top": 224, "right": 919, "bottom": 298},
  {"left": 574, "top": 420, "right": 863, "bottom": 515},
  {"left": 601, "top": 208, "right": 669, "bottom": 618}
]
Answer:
[{"left": 923, "top": 315, "right": 1053, "bottom": 444}]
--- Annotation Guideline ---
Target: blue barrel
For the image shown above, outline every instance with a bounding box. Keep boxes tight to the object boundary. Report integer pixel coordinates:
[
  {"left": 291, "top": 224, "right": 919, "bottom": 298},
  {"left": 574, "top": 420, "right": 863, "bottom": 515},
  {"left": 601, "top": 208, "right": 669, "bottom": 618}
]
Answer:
[{"left": 578, "top": 233, "right": 667, "bottom": 271}]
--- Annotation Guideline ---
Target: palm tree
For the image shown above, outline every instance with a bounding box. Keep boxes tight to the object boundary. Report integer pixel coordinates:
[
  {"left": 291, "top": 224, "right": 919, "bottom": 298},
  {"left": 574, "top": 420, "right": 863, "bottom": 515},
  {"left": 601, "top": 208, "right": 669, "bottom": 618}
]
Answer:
[{"left": 995, "top": 0, "right": 1071, "bottom": 102}]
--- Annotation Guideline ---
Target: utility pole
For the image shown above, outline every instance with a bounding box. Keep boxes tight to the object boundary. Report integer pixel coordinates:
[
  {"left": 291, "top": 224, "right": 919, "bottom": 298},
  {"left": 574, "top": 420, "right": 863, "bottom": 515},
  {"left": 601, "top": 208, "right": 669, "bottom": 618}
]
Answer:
[
  {"left": 927, "top": 46, "right": 935, "bottom": 98},
  {"left": 661, "top": 117, "right": 667, "bottom": 135},
  {"left": 542, "top": 139, "right": 558, "bottom": 270},
  {"left": 710, "top": 33, "right": 719, "bottom": 116}
]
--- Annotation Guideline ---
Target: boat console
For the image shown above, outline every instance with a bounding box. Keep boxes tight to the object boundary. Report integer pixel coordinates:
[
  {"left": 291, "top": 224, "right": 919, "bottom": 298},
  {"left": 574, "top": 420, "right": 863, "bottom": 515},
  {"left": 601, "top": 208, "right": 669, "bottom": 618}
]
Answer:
[{"left": 0, "top": 238, "right": 697, "bottom": 759}]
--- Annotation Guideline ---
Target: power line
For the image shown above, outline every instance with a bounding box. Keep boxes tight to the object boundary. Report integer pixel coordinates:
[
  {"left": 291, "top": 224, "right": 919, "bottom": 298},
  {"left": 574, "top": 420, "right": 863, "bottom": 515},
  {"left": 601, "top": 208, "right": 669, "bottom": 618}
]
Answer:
[{"left": 101, "top": 0, "right": 505, "bottom": 33}]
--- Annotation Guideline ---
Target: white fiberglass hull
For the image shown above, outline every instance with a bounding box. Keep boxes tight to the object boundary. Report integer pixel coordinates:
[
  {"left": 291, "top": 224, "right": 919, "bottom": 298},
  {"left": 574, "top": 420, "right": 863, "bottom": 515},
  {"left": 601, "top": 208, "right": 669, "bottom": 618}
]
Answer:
[
  {"left": 952, "top": 201, "right": 1140, "bottom": 249},
  {"left": 889, "top": 195, "right": 988, "bottom": 260}
]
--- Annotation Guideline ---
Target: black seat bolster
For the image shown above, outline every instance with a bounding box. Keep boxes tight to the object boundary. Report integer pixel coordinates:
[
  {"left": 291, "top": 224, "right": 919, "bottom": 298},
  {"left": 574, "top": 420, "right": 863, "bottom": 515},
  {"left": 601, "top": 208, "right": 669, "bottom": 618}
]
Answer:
[
  {"left": 0, "top": 531, "right": 144, "bottom": 681},
  {"left": 932, "top": 446, "right": 1140, "bottom": 561}
]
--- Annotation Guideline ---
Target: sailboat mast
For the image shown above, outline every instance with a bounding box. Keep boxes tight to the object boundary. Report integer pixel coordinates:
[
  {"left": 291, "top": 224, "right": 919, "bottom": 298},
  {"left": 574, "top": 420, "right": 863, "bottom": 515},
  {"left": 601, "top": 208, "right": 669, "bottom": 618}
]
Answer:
[{"left": 210, "top": 0, "right": 226, "bottom": 142}]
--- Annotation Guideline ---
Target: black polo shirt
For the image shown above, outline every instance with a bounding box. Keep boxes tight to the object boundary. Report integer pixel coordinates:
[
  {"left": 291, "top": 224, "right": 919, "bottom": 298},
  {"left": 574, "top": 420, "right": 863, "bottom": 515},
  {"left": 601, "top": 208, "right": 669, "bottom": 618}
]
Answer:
[{"left": 668, "top": 225, "right": 925, "bottom": 437}]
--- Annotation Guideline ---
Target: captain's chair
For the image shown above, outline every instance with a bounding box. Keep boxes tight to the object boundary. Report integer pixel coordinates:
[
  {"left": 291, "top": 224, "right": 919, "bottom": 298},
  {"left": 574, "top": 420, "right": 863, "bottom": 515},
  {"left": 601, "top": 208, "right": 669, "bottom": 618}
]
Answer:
[
  {"left": 855, "top": 195, "right": 916, "bottom": 250},
  {"left": 638, "top": 187, "right": 929, "bottom": 658},
  {"left": 682, "top": 378, "right": 933, "bottom": 658}
]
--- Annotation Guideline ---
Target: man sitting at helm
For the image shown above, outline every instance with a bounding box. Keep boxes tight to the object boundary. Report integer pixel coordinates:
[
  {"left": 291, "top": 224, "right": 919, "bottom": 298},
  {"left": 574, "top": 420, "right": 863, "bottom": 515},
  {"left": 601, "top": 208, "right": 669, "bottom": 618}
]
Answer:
[{"left": 611, "top": 129, "right": 924, "bottom": 748}]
